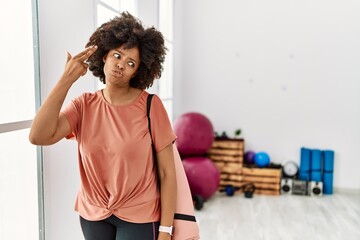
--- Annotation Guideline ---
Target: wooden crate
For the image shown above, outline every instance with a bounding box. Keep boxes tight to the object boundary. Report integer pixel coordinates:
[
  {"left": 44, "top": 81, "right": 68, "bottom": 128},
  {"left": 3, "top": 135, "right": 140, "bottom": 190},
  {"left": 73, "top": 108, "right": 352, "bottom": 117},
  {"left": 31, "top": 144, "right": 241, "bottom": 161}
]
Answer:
[
  {"left": 207, "top": 138, "right": 244, "bottom": 191},
  {"left": 242, "top": 167, "right": 282, "bottom": 196}
]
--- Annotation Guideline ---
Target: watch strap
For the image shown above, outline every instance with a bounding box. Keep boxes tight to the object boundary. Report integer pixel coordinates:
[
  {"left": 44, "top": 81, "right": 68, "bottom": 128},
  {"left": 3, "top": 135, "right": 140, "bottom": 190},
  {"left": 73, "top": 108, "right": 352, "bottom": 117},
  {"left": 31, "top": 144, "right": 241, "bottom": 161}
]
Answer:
[{"left": 159, "top": 225, "right": 174, "bottom": 236}]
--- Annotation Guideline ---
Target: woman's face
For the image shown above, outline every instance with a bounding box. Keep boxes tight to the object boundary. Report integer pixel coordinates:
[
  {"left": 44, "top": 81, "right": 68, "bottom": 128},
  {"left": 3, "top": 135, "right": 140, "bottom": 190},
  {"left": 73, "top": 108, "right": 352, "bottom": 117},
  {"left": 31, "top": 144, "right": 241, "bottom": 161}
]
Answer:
[{"left": 103, "top": 44, "right": 140, "bottom": 86}]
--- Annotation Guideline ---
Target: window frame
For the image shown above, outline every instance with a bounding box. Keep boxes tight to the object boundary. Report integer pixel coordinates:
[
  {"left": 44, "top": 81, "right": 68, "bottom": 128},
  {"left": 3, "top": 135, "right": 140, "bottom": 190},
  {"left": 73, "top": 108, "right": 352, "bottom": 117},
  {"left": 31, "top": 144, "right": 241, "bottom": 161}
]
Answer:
[
  {"left": 0, "top": 0, "right": 44, "bottom": 239},
  {"left": 158, "top": 0, "right": 174, "bottom": 122}
]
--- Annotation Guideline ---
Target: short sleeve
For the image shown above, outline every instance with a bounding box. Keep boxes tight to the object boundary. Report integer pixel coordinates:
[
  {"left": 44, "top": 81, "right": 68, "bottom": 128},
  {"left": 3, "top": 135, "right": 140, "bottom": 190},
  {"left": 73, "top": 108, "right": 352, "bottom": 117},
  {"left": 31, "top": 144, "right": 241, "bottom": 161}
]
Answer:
[
  {"left": 150, "top": 95, "right": 177, "bottom": 152},
  {"left": 61, "top": 95, "right": 83, "bottom": 139}
]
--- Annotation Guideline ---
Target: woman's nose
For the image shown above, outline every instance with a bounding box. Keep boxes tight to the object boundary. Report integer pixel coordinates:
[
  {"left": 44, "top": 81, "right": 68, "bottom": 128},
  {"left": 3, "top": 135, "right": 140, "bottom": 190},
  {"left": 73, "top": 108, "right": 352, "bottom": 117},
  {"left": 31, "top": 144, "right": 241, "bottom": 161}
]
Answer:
[{"left": 116, "top": 62, "right": 124, "bottom": 69}]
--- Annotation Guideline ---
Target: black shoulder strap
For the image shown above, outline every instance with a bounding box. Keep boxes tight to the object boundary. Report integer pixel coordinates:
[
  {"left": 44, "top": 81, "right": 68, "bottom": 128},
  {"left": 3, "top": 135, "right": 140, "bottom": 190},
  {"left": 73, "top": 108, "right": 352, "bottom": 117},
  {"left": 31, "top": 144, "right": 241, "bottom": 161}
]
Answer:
[
  {"left": 147, "top": 94, "right": 154, "bottom": 136},
  {"left": 146, "top": 94, "right": 156, "bottom": 157}
]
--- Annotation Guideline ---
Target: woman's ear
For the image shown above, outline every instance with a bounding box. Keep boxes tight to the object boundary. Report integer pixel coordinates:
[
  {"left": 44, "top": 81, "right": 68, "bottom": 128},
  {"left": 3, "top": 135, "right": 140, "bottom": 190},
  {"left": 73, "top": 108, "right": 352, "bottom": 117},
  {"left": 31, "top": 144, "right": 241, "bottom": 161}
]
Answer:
[{"left": 103, "top": 54, "right": 107, "bottom": 63}]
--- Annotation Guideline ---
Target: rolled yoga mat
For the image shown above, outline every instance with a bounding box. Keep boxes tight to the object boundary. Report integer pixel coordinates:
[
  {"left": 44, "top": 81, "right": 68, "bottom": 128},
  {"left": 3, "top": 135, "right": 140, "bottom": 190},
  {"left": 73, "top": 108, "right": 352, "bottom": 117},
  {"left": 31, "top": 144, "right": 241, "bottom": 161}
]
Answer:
[{"left": 323, "top": 150, "right": 335, "bottom": 194}]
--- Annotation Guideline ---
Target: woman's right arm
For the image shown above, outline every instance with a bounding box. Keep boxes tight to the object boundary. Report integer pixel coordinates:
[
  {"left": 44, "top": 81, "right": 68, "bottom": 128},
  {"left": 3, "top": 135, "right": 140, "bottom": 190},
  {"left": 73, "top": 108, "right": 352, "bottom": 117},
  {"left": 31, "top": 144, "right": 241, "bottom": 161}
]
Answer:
[{"left": 29, "top": 45, "right": 97, "bottom": 146}]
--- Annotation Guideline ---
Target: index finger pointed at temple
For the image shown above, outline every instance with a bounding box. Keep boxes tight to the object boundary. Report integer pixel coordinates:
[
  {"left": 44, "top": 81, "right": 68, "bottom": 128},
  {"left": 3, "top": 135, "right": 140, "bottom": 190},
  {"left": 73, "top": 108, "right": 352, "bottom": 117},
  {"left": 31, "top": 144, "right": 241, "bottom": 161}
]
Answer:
[{"left": 74, "top": 46, "right": 98, "bottom": 60}]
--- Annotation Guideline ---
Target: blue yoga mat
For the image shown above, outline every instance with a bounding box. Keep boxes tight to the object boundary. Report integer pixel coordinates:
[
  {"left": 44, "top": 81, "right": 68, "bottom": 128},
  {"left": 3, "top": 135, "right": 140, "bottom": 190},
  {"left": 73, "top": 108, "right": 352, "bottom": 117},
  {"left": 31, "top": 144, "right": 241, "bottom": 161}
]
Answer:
[
  {"left": 323, "top": 172, "right": 333, "bottom": 194},
  {"left": 323, "top": 150, "right": 334, "bottom": 172},
  {"left": 311, "top": 170, "right": 322, "bottom": 182},
  {"left": 311, "top": 149, "right": 322, "bottom": 171},
  {"left": 300, "top": 147, "right": 311, "bottom": 172},
  {"left": 299, "top": 171, "right": 310, "bottom": 181}
]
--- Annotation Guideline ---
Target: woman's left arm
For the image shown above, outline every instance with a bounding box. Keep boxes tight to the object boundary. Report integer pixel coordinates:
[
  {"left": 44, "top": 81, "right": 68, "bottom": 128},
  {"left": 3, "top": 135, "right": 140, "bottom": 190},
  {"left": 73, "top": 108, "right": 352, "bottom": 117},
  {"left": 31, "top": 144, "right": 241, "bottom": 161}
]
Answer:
[{"left": 156, "top": 143, "right": 177, "bottom": 240}]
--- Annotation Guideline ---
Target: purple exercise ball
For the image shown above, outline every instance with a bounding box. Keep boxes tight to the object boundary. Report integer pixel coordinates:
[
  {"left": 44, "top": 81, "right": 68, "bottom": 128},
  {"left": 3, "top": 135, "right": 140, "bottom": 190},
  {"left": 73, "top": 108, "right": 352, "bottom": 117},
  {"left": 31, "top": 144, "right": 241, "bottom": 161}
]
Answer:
[
  {"left": 182, "top": 157, "right": 220, "bottom": 200},
  {"left": 173, "top": 112, "right": 214, "bottom": 156},
  {"left": 244, "top": 151, "right": 256, "bottom": 165}
]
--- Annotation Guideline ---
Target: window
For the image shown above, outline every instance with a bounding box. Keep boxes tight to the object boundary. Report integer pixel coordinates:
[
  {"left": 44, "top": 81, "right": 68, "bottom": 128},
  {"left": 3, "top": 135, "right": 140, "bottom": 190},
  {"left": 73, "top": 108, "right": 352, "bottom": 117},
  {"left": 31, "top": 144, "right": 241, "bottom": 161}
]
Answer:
[
  {"left": 0, "top": 0, "right": 40, "bottom": 239},
  {"left": 97, "top": 0, "right": 137, "bottom": 26},
  {"left": 159, "top": 0, "right": 174, "bottom": 122},
  {"left": 96, "top": 0, "right": 138, "bottom": 90}
]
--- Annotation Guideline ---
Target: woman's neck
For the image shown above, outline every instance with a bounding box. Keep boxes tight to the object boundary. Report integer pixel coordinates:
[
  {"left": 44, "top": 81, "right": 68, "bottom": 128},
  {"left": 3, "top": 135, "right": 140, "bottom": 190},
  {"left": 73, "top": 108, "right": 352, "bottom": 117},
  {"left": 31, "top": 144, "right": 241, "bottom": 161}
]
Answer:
[{"left": 102, "top": 86, "right": 141, "bottom": 106}]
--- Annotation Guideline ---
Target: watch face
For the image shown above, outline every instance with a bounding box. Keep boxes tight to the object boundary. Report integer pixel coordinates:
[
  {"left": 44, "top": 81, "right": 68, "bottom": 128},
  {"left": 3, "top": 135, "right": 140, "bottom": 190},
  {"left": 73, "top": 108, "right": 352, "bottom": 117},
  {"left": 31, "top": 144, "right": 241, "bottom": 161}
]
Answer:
[
  {"left": 283, "top": 161, "right": 299, "bottom": 177},
  {"left": 159, "top": 226, "right": 174, "bottom": 236}
]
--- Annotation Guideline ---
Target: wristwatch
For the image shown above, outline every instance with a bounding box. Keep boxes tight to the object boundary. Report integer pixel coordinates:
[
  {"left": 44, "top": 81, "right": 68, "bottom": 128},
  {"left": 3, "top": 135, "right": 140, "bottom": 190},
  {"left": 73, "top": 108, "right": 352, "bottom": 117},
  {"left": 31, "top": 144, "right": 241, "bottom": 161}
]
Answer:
[{"left": 159, "top": 225, "right": 174, "bottom": 236}]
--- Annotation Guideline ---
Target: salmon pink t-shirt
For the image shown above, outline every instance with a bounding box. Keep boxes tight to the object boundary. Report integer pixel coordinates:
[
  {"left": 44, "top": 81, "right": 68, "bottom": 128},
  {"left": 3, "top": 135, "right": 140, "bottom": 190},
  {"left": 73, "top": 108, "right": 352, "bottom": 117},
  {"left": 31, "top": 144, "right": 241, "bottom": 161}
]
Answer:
[{"left": 62, "top": 90, "right": 176, "bottom": 223}]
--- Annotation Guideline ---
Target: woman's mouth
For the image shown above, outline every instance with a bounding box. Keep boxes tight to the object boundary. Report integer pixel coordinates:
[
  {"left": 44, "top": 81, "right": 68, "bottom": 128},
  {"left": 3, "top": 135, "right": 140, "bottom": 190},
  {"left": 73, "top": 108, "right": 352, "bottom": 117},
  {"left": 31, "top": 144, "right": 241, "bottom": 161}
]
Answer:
[{"left": 112, "top": 70, "right": 123, "bottom": 77}]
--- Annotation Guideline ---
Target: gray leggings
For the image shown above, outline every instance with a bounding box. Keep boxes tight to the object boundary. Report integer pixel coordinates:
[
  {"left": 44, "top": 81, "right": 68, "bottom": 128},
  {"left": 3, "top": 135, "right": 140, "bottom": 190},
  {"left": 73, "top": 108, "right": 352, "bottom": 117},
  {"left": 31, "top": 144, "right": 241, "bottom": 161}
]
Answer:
[{"left": 80, "top": 215, "right": 160, "bottom": 240}]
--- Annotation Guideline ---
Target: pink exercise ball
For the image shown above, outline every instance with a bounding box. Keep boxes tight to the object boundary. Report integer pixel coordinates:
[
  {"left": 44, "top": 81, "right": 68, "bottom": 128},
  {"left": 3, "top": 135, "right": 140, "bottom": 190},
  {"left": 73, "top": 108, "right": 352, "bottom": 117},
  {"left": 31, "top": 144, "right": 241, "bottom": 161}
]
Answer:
[
  {"left": 174, "top": 112, "right": 214, "bottom": 156},
  {"left": 182, "top": 157, "right": 220, "bottom": 200}
]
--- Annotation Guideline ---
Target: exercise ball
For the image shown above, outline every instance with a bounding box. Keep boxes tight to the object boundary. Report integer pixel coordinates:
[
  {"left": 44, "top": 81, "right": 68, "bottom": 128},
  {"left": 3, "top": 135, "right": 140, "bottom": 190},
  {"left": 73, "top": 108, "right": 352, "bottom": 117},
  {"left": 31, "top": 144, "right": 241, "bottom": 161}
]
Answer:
[
  {"left": 244, "top": 151, "right": 256, "bottom": 165},
  {"left": 182, "top": 157, "right": 220, "bottom": 200},
  {"left": 254, "top": 152, "right": 270, "bottom": 168},
  {"left": 173, "top": 112, "right": 214, "bottom": 156}
]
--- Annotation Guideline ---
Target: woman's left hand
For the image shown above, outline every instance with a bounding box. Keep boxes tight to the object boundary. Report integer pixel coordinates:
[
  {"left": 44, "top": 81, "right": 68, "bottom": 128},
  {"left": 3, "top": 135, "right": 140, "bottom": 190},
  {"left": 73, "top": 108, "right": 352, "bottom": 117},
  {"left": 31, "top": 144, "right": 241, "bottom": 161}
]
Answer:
[{"left": 157, "top": 232, "right": 171, "bottom": 240}]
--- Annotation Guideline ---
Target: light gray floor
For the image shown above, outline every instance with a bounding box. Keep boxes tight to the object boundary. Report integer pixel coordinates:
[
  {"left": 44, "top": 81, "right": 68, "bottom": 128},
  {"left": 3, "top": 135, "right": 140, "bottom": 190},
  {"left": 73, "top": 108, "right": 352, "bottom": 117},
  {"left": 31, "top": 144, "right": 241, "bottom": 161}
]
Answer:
[{"left": 194, "top": 191, "right": 360, "bottom": 240}]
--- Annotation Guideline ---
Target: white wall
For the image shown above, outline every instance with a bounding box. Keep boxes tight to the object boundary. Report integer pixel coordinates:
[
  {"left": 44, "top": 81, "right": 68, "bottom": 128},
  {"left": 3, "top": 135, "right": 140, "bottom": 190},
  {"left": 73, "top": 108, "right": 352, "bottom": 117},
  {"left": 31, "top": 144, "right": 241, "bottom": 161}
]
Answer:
[
  {"left": 37, "top": 1, "right": 360, "bottom": 239},
  {"left": 38, "top": 0, "right": 96, "bottom": 239},
  {"left": 174, "top": 0, "right": 360, "bottom": 190}
]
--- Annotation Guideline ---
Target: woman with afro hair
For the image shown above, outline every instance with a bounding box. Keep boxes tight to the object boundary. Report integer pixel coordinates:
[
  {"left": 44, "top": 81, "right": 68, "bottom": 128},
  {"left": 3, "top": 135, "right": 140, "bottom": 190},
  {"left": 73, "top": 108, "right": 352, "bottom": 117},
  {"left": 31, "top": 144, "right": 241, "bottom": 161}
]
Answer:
[{"left": 29, "top": 12, "right": 177, "bottom": 240}]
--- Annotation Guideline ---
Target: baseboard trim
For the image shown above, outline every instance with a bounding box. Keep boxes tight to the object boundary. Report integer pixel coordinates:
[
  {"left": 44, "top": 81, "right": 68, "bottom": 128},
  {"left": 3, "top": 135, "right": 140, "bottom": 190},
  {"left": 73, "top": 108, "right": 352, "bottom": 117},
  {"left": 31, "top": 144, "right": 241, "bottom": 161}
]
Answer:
[{"left": 334, "top": 187, "right": 360, "bottom": 194}]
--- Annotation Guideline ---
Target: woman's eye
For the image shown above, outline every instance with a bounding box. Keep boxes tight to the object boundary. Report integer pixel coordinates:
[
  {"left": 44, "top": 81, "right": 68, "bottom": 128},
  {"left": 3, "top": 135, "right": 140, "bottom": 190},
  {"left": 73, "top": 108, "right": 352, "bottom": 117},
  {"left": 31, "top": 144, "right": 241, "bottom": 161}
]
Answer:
[
  {"left": 113, "top": 53, "right": 121, "bottom": 59},
  {"left": 128, "top": 62, "right": 135, "bottom": 67}
]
